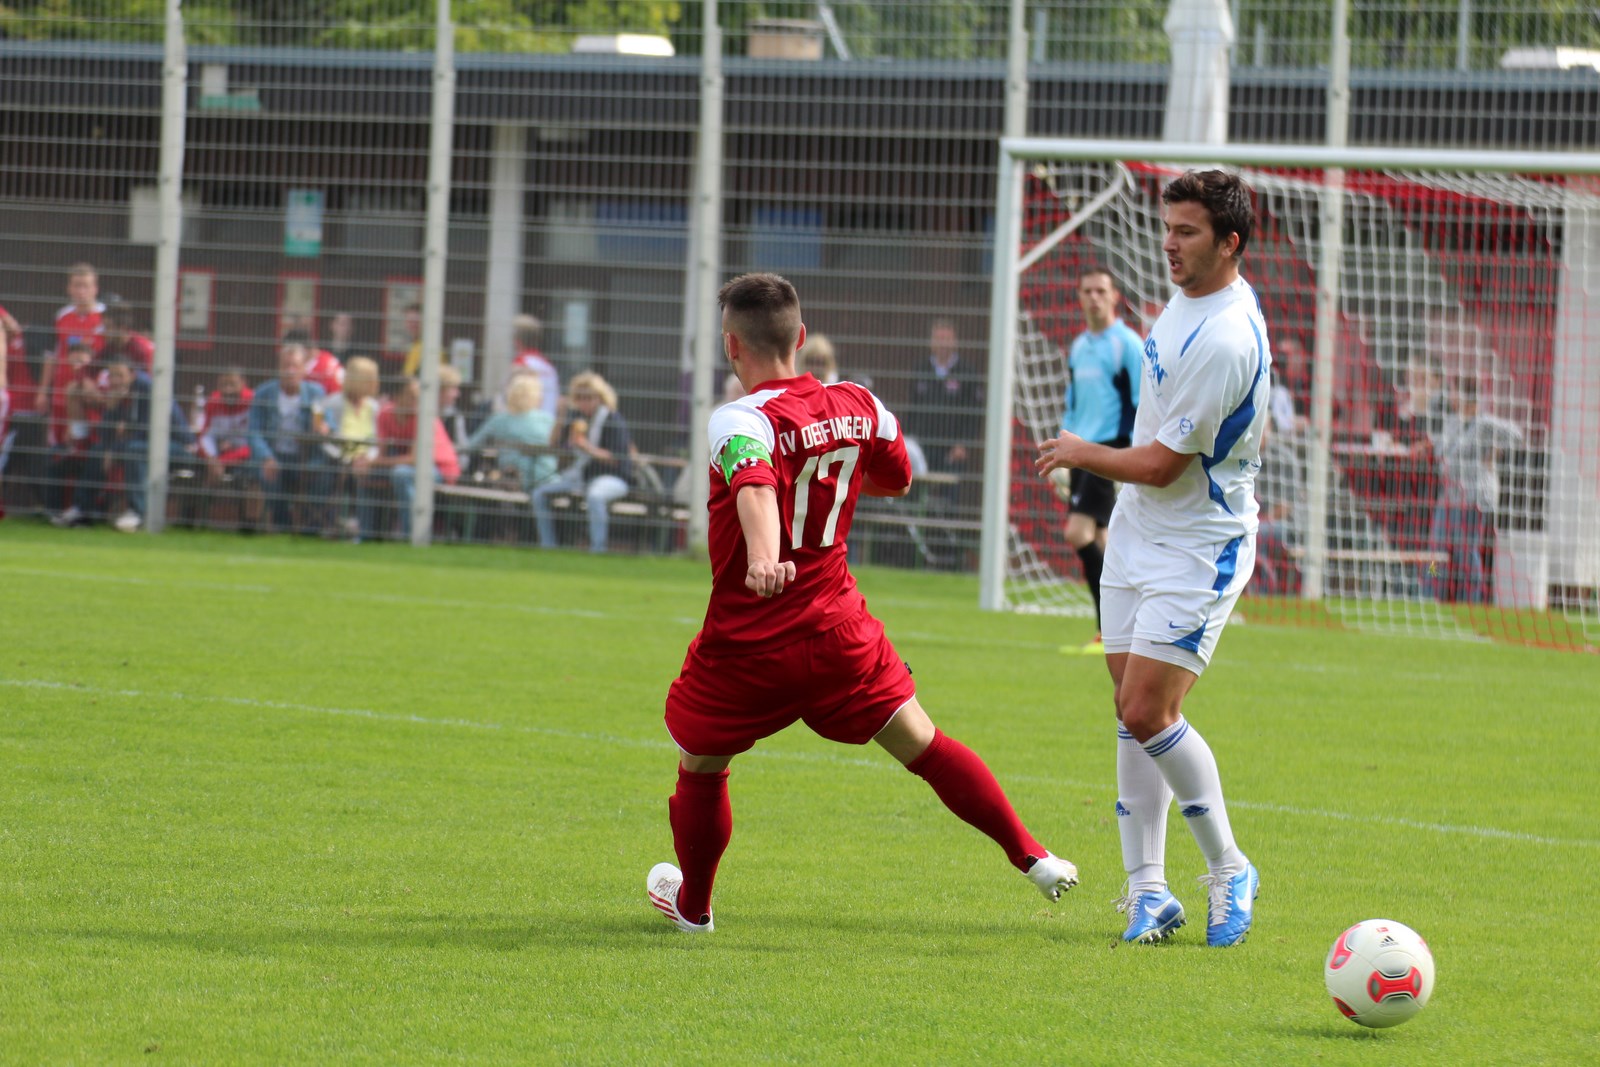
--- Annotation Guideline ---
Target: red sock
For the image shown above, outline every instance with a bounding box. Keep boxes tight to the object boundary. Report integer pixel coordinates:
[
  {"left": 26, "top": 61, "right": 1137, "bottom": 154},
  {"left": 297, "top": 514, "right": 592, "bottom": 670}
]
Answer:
[
  {"left": 669, "top": 767, "right": 731, "bottom": 923},
  {"left": 905, "top": 729, "right": 1045, "bottom": 872}
]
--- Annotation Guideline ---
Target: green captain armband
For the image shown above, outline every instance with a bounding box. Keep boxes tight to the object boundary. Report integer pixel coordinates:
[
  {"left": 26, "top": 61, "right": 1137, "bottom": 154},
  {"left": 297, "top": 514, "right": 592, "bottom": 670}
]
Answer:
[{"left": 719, "top": 434, "right": 772, "bottom": 483}]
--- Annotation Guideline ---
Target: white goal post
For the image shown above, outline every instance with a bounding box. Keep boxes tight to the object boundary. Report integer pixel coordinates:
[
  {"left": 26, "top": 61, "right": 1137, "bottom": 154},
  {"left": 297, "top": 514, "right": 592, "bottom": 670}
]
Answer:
[{"left": 981, "top": 138, "right": 1600, "bottom": 647}]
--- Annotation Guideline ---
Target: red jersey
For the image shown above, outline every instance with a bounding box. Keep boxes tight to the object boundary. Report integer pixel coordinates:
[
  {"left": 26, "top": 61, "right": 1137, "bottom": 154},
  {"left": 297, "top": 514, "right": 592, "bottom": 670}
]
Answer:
[
  {"left": 0, "top": 304, "right": 37, "bottom": 414},
  {"left": 377, "top": 406, "right": 460, "bottom": 483},
  {"left": 697, "top": 373, "right": 912, "bottom": 653},
  {"left": 109, "top": 332, "right": 155, "bottom": 371},
  {"left": 305, "top": 348, "right": 344, "bottom": 396},
  {"left": 55, "top": 302, "right": 105, "bottom": 361},
  {"left": 509, "top": 347, "right": 560, "bottom": 417},
  {"left": 198, "top": 388, "right": 255, "bottom": 462}
]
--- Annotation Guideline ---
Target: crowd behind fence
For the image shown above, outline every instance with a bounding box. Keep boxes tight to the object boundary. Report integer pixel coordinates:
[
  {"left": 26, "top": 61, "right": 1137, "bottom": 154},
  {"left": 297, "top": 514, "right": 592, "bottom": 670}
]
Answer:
[{"left": 1, "top": 1, "right": 1597, "bottom": 591}]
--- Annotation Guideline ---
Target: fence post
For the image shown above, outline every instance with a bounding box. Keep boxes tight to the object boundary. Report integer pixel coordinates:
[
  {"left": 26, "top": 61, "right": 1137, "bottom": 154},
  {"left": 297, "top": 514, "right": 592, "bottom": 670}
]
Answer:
[
  {"left": 1304, "top": 0, "right": 1351, "bottom": 600},
  {"left": 412, "top": 0, "right": 456, "bottom": 547},
  {"left": 146, "top": 0, "right": 187, "bottom": 534},
  {"left": 685, "top": 2, "right": 723, "bottom": 554}
]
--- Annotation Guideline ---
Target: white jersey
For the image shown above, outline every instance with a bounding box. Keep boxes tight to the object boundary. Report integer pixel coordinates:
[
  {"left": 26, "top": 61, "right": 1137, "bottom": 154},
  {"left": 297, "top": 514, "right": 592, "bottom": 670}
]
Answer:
[{"left": 1115, "top": 275, "right": 1271, "bottom": 545}]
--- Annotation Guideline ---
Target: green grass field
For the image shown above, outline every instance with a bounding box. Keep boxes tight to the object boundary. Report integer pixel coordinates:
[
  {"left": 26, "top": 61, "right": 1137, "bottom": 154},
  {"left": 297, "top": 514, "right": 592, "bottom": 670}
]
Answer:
[{"left": 2, "top": 523, "right": 1596, "bottom": 1065}]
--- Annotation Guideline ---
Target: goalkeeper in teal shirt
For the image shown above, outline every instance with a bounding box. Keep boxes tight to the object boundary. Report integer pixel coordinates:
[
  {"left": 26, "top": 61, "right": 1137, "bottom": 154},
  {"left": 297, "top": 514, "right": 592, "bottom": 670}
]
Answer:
[{"left": 1055, "top": 267, "right": 1144, "bottom": 650}]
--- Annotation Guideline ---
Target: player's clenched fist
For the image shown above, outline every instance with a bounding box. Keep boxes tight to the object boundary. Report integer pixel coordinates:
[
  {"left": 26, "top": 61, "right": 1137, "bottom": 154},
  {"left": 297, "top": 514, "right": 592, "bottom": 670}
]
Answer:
[{"left": 745, "top": 559, "right": 796, "bottom": 598}]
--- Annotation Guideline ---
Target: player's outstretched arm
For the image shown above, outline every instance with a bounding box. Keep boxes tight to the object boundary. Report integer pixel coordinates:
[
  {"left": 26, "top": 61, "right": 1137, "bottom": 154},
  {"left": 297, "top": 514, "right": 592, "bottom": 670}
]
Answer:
[{"left": 736, "top": 484, "right": 796, "bottom": 598}]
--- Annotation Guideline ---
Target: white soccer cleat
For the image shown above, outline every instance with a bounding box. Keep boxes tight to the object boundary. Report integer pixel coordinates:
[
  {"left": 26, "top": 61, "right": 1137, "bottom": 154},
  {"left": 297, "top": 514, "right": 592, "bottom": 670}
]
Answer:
[
  {"left": 1025, "top": 852, "right": 1079, "bottom": 901},
  {"left": 646, "top": 861, "right": 714, "bottom": 933}
]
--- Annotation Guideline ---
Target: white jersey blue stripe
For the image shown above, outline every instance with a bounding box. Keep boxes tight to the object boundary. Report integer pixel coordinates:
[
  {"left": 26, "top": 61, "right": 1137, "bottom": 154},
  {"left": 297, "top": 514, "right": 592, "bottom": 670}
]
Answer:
[{"left": 1113, "top": 276, "right": 1271, "bottom": 546}]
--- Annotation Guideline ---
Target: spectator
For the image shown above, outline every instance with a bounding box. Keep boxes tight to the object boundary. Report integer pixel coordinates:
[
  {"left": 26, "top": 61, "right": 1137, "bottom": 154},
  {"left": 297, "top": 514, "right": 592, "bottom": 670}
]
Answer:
[
  {"left": 282, "top": 328, "right": 344, "bottom": 397},
  {"left": 194, "top": 366, "right": 258, "bottom": 525},
  {"left": 39, "top": 262, "right": 106, "bottom": 448},
  {"left": 1381, "top": 358, "right": 1447, "bottom": 453},
  {"left": 531, "top": 371, "right": 633, "bottom": 552},
  {"left": 43, "top": 342, "right": 101, "bottom": 523},
  {"left": 904, "top": 317, "right": 985, "bottom": 562},
  {"left": 0, "top": 306, "right": 34, "bottom": 511},
  {"left": 463, "top": 374, "right": 556, "bottom": 491},
  {"left": 500, "top": 313, "right": 561, "bottom": 420},
  {"left": 799, "top": 332, "right": 840, "bottom": 384},
  {"left": 103, "top": 299, "right": 154, "bottom": 372},
  {"left": 1, "top": 305, "right": 38, "bottom": 421},
  {"left": 1423, "top": 377, "right": 1523, "bottom": 604},
  {"left": 325, "top": 311, "right": 362, "bottom": 365},
  {"left": 799, "top": 331, "right": 875, "bottom": 391},
  {"left": 371, "top": 377, "right": 460, "bottom": 540},
  {"left": 50, "top": 356, "right": 150, "bottom": 532},
  {"left": 1272, "top": 335, "right": 1312, "bottom": 427},
  {"left": 248, "top": 343, "right": 330, "bottom": 534},
  {"left": 197, "top": 367, "right": 255, "bottom": 477},
  {"left": 0, "top": 316, "right": 8, "bottom": 518},
  {"left": 398, "top": 302, "right": 424, "bottom": 379},
  {"left": 1251, "top": 428, "right": 1307, "bottom": 597},
  {"left": 438, "top": 364, "right": 472, "bottom": 454},
  {"left": 319, "top": 356, "right": 382, "bottom": 541}
]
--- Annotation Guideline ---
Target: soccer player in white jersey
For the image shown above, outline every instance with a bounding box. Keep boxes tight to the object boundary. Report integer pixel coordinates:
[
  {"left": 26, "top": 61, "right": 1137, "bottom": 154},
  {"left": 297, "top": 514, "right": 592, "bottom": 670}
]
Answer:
[{"left": 1037, "top": 170, "right": 1271, "bottom": 947}]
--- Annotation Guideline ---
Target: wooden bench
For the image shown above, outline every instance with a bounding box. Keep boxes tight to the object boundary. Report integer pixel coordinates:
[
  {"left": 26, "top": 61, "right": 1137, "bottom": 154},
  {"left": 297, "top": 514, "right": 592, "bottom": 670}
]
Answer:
[
  {"left": 434, "top": 452, "right": 689, "bottom": 548},
  {"left": 1288, "top": 547, "right": 1448, "bottom": 567}
]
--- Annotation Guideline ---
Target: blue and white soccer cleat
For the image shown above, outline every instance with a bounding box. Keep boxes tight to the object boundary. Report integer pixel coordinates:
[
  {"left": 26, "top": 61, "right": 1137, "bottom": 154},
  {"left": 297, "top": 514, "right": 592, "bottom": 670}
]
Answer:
[
  {"left": 1024, "top": 852, "right": 1080, "bottom": 901},
  {"left": 1200, "top": 861, "right": 1259, "bottom": 947},
  {"left": 1115, "top": 887, "right": 1186, "bottom": 943},
  {"left": 646, "top": 862, "right": 714, "bottom": 934}
]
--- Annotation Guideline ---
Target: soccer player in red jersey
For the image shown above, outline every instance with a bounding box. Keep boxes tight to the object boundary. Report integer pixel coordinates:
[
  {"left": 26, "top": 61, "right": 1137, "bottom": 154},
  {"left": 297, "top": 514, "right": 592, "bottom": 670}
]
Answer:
[{"left": 647, "top": 273, "right": 1078, "bottom": 933}]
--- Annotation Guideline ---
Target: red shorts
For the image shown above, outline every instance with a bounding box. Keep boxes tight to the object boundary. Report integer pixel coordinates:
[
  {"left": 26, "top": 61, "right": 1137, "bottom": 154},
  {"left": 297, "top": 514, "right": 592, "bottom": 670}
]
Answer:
[{"left": 664, "top": 609, "right": 917, "bottom": 757}]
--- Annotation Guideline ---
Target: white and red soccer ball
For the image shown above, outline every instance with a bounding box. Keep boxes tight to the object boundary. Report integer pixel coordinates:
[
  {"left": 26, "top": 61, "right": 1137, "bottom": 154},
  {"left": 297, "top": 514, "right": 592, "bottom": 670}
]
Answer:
[{"left": 1324, "top": 919, "right": 1435, "bottom": 1028}]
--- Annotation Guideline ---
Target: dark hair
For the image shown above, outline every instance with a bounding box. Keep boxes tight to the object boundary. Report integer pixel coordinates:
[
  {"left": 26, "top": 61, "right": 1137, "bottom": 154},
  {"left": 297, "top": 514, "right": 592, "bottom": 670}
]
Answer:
[
  {"left": 280, "top": 326, "right": 313, "bottom": 346},
  {"left": 718, "top": 273, "right": 802, "bottom": 357},
  {"left": 103, "top": 297, "right": 136, "bottom": 328},
  {"left": 67, "top": 340, "right": 96, "bottom": 355},
  {"left": 1078, "top": 266, "right": 1120, "bottom": 290},
  {"left": 1162, "top": 170, "right": 1255, "bottom": 258}
]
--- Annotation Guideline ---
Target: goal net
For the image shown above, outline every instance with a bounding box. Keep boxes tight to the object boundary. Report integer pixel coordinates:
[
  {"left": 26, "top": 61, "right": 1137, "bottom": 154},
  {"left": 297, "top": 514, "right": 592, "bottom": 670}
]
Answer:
[{"left": 982, "top": 140, "right": 1600, "bottom": 651}]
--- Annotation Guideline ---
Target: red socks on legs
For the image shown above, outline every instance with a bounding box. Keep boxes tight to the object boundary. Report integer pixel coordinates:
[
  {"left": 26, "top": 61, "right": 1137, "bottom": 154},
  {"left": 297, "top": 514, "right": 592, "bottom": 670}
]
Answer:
[
  {"left": 669, "top": 767, "right": 731, "bottom": 923},
  {"left": 905, "top": 729, "right": 1046, "bottom": 872}
]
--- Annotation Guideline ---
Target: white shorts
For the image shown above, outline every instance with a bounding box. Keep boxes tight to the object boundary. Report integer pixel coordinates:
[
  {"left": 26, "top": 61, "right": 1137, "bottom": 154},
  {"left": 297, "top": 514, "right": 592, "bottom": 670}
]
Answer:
[{"left": 1101, "top": 512, "right": 1256, "bottom": 675}]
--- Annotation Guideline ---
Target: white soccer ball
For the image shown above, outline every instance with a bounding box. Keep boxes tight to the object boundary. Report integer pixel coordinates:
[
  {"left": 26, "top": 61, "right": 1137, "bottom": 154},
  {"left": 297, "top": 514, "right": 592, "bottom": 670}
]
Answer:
[{"left": 1324, "top": 919, "right": 1435, "bottom": 1028}]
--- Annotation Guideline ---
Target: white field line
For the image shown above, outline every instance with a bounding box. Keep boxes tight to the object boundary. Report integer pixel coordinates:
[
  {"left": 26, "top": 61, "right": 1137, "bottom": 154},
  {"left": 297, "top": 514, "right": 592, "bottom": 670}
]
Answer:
[
  {"left": 0, "top": 564, "right": 1467, "bottom": 674},
  {"left": 3, "top": 676, "right": 1595, "bottom": 851}
]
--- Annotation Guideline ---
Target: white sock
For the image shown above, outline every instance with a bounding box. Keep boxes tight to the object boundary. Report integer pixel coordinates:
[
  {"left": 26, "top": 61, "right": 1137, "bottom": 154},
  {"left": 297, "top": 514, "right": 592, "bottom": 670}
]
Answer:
[
  {"left": 1117, "top": 722, "right": 1173, "bottom": 894},
  {"left": 1142, "top": 717, "right": 1246, "bottom": 878}
]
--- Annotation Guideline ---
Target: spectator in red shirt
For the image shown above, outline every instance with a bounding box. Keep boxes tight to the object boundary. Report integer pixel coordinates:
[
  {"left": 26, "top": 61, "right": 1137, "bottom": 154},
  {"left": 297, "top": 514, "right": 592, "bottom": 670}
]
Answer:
[
  {"left": 197, "top": 367, "right": 255, "bottom": 480},
  {"left": 39, "top": 262, "right": 106, "bottom": 447},
  {"left": 282, "top": 328, "right": 344, "bottom": 397},
  {"left": 0, "top": 305, "right": 36, "bottom": 417},
  {"left": 102, "top": 300, "right": 155, "bottom": 372},
  {"left": 499, "top": 313, "right": 560, "bottom": 420},
  {"left": 371, "top": 377, "right": 459, "bottom": 539}
]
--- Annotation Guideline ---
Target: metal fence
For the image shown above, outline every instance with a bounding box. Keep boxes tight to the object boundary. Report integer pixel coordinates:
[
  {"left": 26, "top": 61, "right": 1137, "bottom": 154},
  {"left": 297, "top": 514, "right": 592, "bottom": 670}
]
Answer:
[{"left": 1, "top": 0, "right": 1597, "bottom": 568}]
